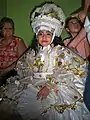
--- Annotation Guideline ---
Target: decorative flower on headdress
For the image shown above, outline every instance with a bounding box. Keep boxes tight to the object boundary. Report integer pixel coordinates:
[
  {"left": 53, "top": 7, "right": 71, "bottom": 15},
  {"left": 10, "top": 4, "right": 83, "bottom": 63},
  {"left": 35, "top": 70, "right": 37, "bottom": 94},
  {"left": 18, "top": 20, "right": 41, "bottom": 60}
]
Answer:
[{"left": 30, "top": 3, "right": 65, "bottom": 38}]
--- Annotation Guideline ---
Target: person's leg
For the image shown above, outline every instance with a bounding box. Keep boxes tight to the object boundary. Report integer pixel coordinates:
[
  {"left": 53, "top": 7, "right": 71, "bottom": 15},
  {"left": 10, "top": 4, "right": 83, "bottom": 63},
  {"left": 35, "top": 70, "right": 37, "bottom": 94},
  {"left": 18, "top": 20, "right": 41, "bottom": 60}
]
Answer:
[{"left": 84, "top": 63, "right": 90, "bottom": 112}]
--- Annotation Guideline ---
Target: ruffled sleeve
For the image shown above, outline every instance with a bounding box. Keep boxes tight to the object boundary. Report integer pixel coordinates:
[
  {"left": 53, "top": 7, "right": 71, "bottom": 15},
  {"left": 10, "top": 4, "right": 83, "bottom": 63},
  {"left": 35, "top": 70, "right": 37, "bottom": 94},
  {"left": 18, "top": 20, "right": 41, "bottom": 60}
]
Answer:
[
  {"left": 15, "top": 49, "right": 36, "bottom": 79},
  {"left": 45, "top": 45, "right": 88, "bottom": 97},
  {"left": 56, "top": 45, "right": 88, "bottom": 82}
]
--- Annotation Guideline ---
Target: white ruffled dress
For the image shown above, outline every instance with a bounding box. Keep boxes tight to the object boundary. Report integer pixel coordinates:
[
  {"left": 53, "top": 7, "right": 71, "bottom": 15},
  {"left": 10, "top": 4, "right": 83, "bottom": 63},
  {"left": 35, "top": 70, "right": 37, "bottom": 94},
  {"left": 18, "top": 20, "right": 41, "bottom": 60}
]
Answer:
[{"left": 1, "top": 45, "right": 90, "bottom": 120}]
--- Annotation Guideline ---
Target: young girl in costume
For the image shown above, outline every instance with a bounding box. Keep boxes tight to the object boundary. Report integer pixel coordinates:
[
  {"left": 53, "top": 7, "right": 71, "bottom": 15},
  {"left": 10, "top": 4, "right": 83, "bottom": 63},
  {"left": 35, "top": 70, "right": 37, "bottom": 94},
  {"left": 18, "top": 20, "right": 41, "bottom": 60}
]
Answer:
[{"left": 0, "top": 2, "right": 90, "bottom": 120}]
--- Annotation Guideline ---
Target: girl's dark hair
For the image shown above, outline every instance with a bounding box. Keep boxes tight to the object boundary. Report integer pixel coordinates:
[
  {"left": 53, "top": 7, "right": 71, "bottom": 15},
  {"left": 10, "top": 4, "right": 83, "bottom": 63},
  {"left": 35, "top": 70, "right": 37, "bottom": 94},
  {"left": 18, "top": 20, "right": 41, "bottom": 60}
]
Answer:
[
  {"left": 0, "top": 31, "right": 3, "bottom": 39},
  {"left": 52, "top": 36, "right": 64, "bottom": 46},
  {"left": 0, "top": 17, "right": 14, "bottom": 37},
  {"left": 87, "top": 5, "right": 90, "bottom": 21},
  {"left": 30, "top": 34, "right": 39, "bottom": 55},
  {"left": 30, "top": 34, "right": 64, "bottom": 55}
]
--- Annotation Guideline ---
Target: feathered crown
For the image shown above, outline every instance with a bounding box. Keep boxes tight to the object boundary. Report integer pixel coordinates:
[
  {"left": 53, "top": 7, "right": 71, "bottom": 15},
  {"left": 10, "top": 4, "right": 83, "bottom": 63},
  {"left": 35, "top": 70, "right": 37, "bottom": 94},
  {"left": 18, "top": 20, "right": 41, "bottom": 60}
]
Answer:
[{"left": 30, "top": 3, "right": 65, "bottom": 37}]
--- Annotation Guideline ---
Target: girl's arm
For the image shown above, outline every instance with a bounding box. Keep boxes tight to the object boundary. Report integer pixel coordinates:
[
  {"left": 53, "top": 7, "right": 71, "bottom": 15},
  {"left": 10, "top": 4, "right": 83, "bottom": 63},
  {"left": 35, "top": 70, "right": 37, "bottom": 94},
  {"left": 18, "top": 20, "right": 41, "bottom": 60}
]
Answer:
[{"left": 68, "top": 28, "right": 86, "bottom": 48}]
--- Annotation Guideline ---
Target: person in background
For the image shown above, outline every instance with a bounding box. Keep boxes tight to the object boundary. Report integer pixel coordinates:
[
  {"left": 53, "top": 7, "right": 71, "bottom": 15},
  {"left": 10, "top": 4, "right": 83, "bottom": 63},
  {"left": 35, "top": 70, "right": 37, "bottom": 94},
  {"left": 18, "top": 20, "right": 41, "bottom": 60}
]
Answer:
[
  {"left": 0, "top": 17, "right": 27, "bottom": 86},
  {"left": 63, "top": 16, "right": 90, "bottom": 60},
  {"left": 84, "top": 4, "right": 90, "bottom": 44},
  {"left": 84, "top": 4, "right": 90, "bottom": 112}
]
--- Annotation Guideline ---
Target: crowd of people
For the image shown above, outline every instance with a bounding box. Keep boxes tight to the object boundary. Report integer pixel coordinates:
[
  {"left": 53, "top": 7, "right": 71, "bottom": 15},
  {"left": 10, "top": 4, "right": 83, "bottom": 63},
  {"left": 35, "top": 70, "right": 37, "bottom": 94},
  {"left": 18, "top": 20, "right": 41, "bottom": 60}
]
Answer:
[{"left": 0, "top": 0, "right": 90, "bottom": 120}]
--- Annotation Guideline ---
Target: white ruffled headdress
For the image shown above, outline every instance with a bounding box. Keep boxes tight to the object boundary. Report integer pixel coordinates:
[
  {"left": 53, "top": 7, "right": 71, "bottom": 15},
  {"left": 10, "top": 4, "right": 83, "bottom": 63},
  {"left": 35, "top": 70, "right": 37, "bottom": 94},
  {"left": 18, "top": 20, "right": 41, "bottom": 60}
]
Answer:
[{"left": 31, "top": 3, "right": 65, "bottom": 41}]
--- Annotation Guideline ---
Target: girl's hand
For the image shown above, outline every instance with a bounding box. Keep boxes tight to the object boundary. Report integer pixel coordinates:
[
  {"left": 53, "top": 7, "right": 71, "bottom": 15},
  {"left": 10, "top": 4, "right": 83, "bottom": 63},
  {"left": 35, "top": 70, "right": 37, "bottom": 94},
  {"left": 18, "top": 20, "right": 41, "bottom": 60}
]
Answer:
[
  {"left": 63, "top": 40, "right": 70, "bottom": 46},
  {"left": 37, "top": 86, "right": 50, "bottom": 100}
]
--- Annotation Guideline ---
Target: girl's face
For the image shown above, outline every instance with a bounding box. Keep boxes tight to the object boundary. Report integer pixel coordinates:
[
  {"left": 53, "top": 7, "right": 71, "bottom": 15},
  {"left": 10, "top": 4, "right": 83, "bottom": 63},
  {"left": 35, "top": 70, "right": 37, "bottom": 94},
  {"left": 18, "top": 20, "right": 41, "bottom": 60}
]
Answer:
[
  {"left": 2, "top": 22, "right": 13, "bottom": 38},
  {"left": 37, "top": 30, "right": 53, "bottom": 47},
  {"left": 67, "top": 19, "right": 81, "bottom": 33}
]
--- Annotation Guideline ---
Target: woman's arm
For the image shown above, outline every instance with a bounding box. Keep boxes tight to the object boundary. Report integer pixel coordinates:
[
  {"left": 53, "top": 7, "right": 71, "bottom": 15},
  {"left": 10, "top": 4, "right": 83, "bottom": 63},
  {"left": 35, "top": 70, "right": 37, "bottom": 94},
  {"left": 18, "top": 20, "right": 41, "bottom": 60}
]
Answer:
[
  {"left": 16, "top": 37, "right": 27, "bottom": 57},
  {"left": 84, "top": 0, "right": 90, "bottom": 13},
  {"left": 68, "top": 28, "right": 86, "bottom": 48}
]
